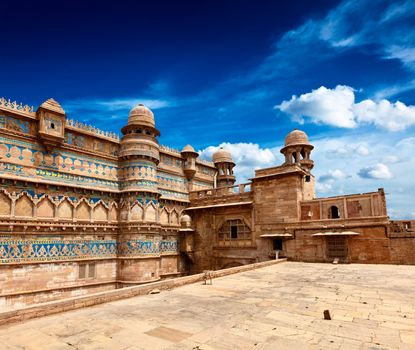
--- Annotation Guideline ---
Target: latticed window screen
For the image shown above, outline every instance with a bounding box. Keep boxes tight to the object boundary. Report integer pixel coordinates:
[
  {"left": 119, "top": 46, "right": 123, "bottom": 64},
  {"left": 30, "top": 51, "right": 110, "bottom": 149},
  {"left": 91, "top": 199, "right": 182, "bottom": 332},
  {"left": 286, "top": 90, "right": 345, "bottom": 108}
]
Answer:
[
  {"left": 326, "top": 237, "right": 348, "bottom": 259},
  {"left": 218, "top": 219, "right": 251, "bottom": 240},
  {"left": 79, "top": 263, "right": 96, "bottom": 279},
  {"left": 79, "top": 264, "right": 87, "bottom": 279},
  {"left": 88, "top": 263, "right": 96, "bottom": 278}
]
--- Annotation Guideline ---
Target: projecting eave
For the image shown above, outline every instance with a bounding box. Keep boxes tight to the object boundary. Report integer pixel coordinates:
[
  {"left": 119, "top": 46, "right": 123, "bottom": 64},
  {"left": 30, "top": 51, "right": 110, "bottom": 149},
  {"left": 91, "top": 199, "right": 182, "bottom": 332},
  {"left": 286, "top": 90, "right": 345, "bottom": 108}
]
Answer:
[
  {"left": 312, "top": 231, "right": 361, "bottom": 237},
  {"left": 260, "top": 233, "right": 293, "bottom": 238}
]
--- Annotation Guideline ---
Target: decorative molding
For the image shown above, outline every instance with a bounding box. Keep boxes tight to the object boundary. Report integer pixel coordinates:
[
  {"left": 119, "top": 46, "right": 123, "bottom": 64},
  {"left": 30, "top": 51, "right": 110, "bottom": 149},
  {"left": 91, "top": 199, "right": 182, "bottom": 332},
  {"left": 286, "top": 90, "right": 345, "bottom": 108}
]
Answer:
[{"left": 0, "top": 238, "right": 178, "bottom": 264}]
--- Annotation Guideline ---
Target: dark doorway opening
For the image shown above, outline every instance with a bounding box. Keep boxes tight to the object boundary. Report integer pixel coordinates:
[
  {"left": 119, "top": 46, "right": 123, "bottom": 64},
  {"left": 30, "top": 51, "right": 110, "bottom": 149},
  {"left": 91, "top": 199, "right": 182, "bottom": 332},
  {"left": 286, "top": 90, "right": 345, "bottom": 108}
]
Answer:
[
  {"left": 273, "top": 238, "right": 283, "bottom": 251},
  {"left": 230, "top": 225, "right": 238, "bottom": 239}
]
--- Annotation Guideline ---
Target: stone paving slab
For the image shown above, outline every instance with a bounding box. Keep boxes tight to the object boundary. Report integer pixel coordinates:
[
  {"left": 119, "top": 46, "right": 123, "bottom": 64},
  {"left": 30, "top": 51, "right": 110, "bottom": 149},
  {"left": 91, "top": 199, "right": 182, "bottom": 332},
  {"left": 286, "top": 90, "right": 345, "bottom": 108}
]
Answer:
[{"left": 0, "top": 262, "right": 414, "bottom": 349}]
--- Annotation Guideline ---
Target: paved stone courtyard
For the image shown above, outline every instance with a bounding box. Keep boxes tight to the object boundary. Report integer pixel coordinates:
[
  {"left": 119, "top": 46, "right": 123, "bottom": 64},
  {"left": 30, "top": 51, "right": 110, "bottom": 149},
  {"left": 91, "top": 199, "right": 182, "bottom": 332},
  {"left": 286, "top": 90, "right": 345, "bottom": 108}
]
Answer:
[{"left": 1, "top": 262, "right": 414, "bottom": 350}]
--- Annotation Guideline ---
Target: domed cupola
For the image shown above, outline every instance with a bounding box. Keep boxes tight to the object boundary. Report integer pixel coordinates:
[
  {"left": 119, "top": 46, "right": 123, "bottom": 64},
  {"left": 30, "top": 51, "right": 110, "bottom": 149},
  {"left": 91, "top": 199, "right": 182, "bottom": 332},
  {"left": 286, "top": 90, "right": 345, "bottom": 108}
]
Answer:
[
  {"left": 119, "top": 104, "right": 160, "bottom": 164},
  {"left": 121, "top": 104, "right": 160, "bottom": 136},
  {"left": 280, "top": 129, "right": 314, "bottom": 170},
  {"left": 213, "top": 147, "right": 236, "bottom": 187}
]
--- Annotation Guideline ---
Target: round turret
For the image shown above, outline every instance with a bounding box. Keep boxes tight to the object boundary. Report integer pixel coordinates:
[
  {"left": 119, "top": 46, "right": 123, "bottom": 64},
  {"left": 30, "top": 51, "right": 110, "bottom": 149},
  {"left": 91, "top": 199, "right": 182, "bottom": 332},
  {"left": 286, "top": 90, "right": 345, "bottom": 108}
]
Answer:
[
  {"left": 181, "top": 144, "right": 199, "bottom": 182},
  {"left": 118, "top": 104, "right": 161, "bottom": 190},
  {"left": 213, "top": 147, "right": 236, "bottom": 187},
  {"left": 280, "top": 129, "right": 314, "bottom": 170}
]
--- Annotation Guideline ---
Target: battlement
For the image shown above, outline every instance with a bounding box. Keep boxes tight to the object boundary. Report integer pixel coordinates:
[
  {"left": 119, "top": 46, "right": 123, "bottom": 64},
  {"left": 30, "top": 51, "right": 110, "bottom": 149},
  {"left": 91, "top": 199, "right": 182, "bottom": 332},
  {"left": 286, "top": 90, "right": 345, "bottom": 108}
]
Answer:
[
  {"left": 66, "top": 118, "right": 120, "bottom": 141},
  {"left": 0, "top": 97, "right": 34, "bottom": 116}
]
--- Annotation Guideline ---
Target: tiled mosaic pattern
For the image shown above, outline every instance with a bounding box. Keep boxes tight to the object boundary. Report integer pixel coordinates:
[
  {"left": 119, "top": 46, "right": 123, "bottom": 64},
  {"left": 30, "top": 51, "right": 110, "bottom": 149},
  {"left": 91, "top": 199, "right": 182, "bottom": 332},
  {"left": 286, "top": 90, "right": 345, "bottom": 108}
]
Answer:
[{"left": 0, "top": 239, "right": 179, "bottom": 264}]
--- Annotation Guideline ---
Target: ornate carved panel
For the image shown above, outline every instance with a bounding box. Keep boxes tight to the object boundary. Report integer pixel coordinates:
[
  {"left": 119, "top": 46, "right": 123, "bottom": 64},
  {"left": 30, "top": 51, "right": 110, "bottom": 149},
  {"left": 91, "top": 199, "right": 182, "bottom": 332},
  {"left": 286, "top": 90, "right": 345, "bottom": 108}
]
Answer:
[{"left": 37, "top": 197, "right": 54, "bottom": 218}]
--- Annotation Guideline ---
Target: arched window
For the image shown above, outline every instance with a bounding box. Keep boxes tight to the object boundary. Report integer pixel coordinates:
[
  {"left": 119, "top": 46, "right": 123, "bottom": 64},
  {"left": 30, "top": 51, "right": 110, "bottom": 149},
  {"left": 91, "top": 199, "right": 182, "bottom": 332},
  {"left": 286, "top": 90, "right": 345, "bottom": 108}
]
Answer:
[
  {"left": 218, "top": 219, "right": 251, "bottom": 240},
  {"left": 329, "top": 205, "right": 340, "bottom": 219}
]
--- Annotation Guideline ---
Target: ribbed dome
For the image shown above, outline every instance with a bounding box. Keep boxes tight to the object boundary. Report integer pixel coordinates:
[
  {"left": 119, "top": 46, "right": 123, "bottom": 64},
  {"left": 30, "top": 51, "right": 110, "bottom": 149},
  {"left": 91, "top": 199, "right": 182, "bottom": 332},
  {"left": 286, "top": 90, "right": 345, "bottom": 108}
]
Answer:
[
  {"left": 181, "top": 144, "right": 196, "bottom": 153},
  {"left": 284, "top": 129, "right": 310, "bottom": 146},
  {"left": 127, "top": 104, "right": 155, "bottom": 128},
  {"left": 212, "top": 147, "right": 234, "bottom": 164}
]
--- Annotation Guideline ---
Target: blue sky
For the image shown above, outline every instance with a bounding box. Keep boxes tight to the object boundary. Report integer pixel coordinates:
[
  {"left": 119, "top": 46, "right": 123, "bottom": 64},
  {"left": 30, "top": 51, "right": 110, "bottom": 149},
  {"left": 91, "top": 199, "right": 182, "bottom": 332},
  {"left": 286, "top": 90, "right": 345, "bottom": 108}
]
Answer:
[{"left": 1, "top": 0, "right": 415, "bottom": 218}]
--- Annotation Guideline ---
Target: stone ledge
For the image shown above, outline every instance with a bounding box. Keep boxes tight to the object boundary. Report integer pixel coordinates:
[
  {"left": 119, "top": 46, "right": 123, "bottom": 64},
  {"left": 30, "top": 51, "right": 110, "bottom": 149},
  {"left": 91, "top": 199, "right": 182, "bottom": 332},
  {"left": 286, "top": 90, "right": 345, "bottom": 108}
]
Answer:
[{"left": 0, "top": 258, "right": 286, "bottom": 327}]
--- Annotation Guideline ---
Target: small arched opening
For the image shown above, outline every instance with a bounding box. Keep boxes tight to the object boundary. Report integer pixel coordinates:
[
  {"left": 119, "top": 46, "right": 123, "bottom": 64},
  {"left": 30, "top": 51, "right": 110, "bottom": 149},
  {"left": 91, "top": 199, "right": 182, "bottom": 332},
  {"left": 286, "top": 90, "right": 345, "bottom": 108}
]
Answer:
[
  {"left": 329, "top": 205, "right": 340, "bottom": 219},
  {"left": 292, "top": 152, "right": 297, "bottom": 163},
  {"left": 300, "top": 148, "right": 306, "bottom": 159}
]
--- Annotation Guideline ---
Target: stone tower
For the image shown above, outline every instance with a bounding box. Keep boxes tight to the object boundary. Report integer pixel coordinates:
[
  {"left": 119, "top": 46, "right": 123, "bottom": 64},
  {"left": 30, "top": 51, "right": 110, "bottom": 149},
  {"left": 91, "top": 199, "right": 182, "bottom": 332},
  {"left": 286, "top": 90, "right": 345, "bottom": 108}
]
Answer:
[
  {"left": 213, "top": 147, "right": 236, "bottom": 188},
  {"left": 279, "top": 129, "right": 315, "bottom": 201},
  {"left": 118, "top": 104, "right": 162, "bottom": 284},
  {"left": 181, "top": 144, "right": 199, "bottom": 191}
]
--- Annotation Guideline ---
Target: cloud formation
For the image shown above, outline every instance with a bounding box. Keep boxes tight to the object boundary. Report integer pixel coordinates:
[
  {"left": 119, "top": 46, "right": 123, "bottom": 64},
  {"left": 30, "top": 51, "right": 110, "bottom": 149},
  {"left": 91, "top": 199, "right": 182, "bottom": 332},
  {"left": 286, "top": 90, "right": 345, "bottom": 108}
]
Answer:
[
  {"left": 358, "top": 163, "right": 394, "bottom": 179},
  {"left": 317, "top": 169, "right": 349, "bottom": 193},
  {"left": 63, "top": 97, "right": 173, "bottom": 117},
  {"left": 318, "top": 0, "right": 415, "bottom": 70},
  {"left": 277, "top": 85, "right": 415, "bottom": 131}
]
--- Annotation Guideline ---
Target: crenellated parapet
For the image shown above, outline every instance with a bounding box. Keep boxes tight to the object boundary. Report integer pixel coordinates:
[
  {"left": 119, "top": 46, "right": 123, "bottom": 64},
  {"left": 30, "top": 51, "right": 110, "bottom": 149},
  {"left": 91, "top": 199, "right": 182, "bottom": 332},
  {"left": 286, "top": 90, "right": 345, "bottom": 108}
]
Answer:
[
  {"left": 66, "top": 118, "right": 120, "bottom": 141},
  {"left": 0, "top": 97, "right": 34, "bottom": 115}
]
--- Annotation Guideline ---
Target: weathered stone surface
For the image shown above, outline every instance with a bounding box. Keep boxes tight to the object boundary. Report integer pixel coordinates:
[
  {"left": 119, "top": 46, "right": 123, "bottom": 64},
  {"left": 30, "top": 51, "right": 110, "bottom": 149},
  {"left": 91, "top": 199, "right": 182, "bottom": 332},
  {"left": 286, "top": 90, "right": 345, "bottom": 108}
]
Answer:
[{"left": 0, "top": 262, "right": 414, "bottom": 349}]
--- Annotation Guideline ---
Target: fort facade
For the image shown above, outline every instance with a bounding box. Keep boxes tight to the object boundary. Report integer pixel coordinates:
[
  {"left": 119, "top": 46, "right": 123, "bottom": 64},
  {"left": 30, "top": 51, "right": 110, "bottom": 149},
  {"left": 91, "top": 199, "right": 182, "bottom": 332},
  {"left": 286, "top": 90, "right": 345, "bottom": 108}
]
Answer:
[{"left": 0, "top": 97, "right": 414, "bottom": 310}]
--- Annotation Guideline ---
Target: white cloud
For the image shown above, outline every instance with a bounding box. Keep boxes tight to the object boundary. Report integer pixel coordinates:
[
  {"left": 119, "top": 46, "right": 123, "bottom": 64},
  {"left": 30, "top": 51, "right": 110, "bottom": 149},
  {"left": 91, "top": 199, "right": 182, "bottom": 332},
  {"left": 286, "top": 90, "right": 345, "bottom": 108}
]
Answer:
[
  {"left": 382, "top": 155, "right": 400, "bottom": 164},
  {"left": 373, "top": 79, "right": 415, "bottom": 100},
  {"left": 384, "top": 46, "right": 415, "bottom": 68},
  {"left": 354, "top": 99, "right": 415, "bottom": 131},
  {"left": 316, "top": 182, "right": 334, "bottom": 193},
  {"left": 277, "top": 86, "right": 357, "bottom": 128},
  {"left": 277, "top": 85, "right": 415, "bottom": 131},
  {"left": 317, "top": 169, "right": 349, "bottom": 194},
  {"left": 355, "top": 145, "right": 370, "bottom": 156},
  {"left": 358, "top": 163, "right": 393, "bottom": 179},
  {"left": 320, "top": 169, "right": 348, "bottom": 182},
  {"left": 324, "top": 141, "right": 370, "bottom": 159}
]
